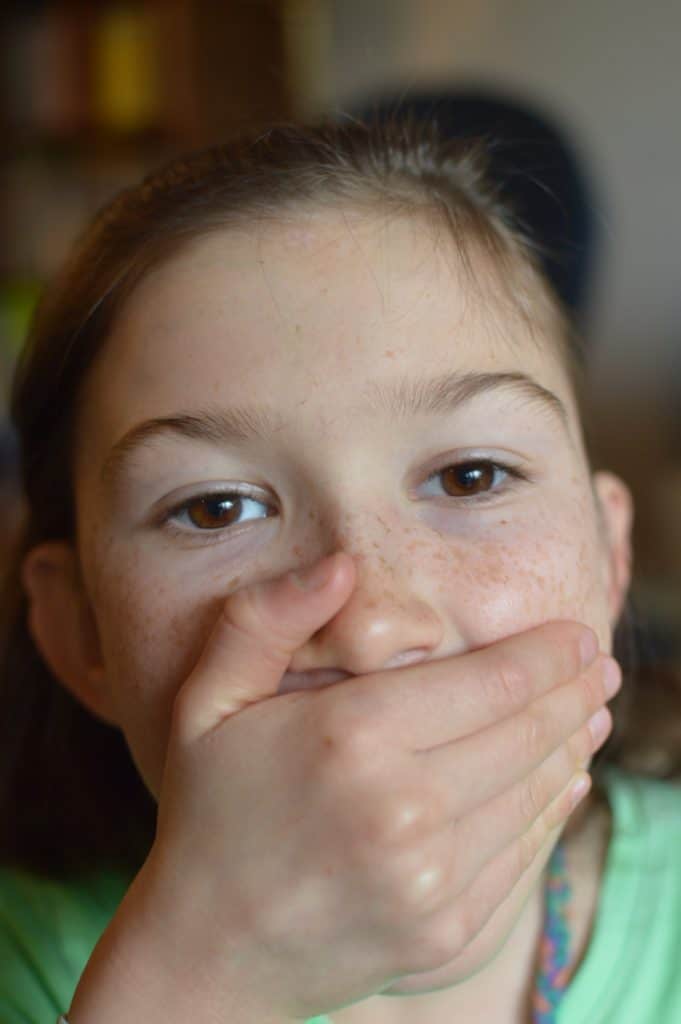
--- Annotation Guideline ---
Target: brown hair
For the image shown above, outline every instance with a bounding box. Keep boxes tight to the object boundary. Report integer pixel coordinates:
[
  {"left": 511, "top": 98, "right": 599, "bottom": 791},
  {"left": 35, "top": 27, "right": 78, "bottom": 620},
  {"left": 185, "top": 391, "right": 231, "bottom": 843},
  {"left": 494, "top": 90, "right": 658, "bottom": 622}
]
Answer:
[{"left": 1, "top": 116, "right": 679, "bottom": 879}]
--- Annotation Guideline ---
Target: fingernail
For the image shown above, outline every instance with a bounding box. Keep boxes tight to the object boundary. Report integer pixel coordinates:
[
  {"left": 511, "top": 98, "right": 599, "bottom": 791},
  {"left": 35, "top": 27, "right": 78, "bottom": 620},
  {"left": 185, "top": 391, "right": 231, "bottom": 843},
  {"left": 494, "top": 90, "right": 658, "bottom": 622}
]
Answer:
[
  {"left": 569, "top": 772, "right": 592, "bottom": 810},
  {"left": 603, "top": 657, "right": 622, "bottom": 698},
  {"left": 580, "top": 628, "right": 599, "bottom": 666},
  {"left": 291, "top": 556, "right": 335, "bottom": 592},
  {"left": 588, "top": 706, "right": 612, "bottom": 746}
]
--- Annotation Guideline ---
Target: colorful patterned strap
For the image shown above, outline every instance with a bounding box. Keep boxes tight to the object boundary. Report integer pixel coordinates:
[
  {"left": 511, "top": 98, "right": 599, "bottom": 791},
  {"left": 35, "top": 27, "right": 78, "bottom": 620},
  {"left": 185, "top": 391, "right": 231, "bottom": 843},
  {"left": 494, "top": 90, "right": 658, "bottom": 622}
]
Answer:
[{"left": 532, "top": 839, "right": 572, "bottom": 1023}]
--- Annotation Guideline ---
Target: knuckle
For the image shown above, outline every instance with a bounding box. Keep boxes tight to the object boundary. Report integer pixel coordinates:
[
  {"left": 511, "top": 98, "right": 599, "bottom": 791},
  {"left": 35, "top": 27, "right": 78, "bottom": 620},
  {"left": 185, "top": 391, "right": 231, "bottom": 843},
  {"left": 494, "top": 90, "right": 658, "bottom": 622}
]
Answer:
[
  {"left": 312, "top": 713, "right": 386, "bottom": 819},
  {"left": 401, "top": 915, "right": 466, "bottom": 974},
  {"left": 222, "top": 586, "right": 263, "bottom": 634},
  {"left": 488, "top": 653, "right": 530, "bottom": 712},
  {"left": 581, "top": 663, "right": 606, "bottom": 713},
  {"left": 543, "top": 785, "right": 572, "bottom": 831},
  {"left": 517, "top": 820, "right": 542, "bottom": 874},
  {"left": 518, "top": 770, "right": 548, "bottom": 824},
  {"left": 517, "top": 704, "right": 548, "bottom": 759},
  {"left": 317, "top": 694, "right": 381, "bottom": 761},
  {"left": 550, "top": 741, "right": 584, "bottom": 793},
  {"left": 224, "top": 588, "right": 293, "bottom": 667},
  {"left": 561, "top": 622, "right": 590, "bottom": 675},
  {"left": 358, "top": 790, "right": 428, "bottom": 851},
  {"left": 566, "top": 722, "right": 595, "bottom": 765},
  {"left": 388, "top": 777, "right": 446, "bottom": 841},
  {"left": 387, "top": 848, "right": 446, "bottom": 918}
]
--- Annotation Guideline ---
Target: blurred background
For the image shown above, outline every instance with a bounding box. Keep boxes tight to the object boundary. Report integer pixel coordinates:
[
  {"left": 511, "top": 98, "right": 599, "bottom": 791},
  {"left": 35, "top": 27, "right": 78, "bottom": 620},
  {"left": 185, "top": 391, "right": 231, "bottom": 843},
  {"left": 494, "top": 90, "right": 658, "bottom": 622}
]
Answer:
[{"left": 0, "top": 0, "right": 679, "bottom": 662}]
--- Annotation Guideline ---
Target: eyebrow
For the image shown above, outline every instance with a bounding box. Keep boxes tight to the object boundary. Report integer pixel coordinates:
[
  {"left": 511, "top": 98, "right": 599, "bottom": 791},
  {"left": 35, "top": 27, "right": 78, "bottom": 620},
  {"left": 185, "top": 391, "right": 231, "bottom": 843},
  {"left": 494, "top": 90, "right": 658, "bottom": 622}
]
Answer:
[{"left": 100, "top": 371, "right": 569, "bottom": 490}]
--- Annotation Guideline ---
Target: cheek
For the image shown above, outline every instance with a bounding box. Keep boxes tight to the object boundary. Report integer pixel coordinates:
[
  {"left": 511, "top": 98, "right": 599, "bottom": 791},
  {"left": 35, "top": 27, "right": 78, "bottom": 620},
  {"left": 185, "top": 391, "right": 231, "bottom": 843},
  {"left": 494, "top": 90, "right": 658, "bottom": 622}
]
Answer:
[
  {"left": 88, "top": 553, "right": 222, "bottom": 794},
  {"left": 429, "top": 511, "right": 612, "bottom": 653}
]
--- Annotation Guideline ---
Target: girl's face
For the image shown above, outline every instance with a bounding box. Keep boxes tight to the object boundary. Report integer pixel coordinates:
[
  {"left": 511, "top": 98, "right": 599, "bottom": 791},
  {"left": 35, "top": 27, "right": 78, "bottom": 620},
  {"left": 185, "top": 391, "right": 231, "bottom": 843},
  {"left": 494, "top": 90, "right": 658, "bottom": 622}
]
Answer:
[{"left": 65, "top": 208, "right": 631, "bottom": 795}]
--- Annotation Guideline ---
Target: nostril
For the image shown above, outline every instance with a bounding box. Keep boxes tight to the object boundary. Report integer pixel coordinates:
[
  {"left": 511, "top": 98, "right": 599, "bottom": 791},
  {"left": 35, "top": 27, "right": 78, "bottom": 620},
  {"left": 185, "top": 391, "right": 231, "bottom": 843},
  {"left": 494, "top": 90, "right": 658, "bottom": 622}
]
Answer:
[{"left": 383, "top": 648, "right": 429, "bottom": 670}]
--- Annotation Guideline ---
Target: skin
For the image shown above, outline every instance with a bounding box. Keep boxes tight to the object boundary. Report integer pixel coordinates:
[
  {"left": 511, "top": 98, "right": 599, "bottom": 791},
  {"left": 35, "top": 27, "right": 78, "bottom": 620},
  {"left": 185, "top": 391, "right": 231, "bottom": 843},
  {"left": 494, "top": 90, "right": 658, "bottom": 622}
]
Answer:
[{"left": 23, "top": 205, "right": 632, "bottom": 1022}]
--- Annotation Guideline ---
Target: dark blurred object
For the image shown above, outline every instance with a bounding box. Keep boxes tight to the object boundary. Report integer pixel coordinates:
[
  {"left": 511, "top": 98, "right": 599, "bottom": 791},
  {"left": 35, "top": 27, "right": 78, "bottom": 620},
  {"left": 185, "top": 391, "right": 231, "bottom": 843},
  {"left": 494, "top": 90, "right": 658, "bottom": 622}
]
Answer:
[
  {"left": 0, "top": 424, "right": 23, "bottom": 575},
  {"left": 1, "top": 0, "right": 291, "bottom": 147},
  {"left": 0, "top": 427, "right": 18, "bottom": 482},
  {"left": 350, "top": 88, "right": 599, "bottom": 333}
]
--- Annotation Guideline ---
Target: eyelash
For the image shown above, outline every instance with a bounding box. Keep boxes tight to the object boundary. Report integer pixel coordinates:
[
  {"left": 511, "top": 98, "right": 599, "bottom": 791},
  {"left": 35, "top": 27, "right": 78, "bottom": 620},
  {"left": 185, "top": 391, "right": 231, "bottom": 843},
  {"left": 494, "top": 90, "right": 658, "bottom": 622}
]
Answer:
[{"left": 159, "top": 459, "right": 530, "bottom": 541}]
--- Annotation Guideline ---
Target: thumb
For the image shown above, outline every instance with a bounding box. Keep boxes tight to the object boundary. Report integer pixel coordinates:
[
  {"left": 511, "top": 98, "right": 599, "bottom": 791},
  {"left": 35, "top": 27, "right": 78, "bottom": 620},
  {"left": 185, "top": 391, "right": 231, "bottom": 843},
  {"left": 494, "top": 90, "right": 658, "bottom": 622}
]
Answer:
[{"left": 171, "top": 552, "right": 356, "bottom": 744}]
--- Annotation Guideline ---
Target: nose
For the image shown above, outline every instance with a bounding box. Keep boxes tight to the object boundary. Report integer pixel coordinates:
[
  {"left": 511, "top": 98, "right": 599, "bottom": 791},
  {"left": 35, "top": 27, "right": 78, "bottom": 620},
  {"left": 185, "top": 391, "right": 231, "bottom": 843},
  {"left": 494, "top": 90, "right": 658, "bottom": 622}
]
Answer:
[{"left": 284, "top": 554, "right": 444, "bottom": 681}]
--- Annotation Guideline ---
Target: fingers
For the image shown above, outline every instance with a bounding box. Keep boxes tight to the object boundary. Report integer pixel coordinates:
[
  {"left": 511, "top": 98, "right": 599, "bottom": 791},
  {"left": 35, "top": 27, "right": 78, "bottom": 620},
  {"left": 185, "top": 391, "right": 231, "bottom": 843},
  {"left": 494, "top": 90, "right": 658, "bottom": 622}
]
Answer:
[
  {"left": 171, "top": 552, "right": 356, "bottom": 744},
  {"left": 425, "top": 745, "right": 595, "bottom": 906},
  {"left": 370, "top": 761, "right": 588, "bottom": 949},
  {"left": 361, "top": 696, "right": 604, "bottom": 937},
  {"left": 420, "top": 652, "right": 619, "bottom": 819},
  {"left": 341, "top": 621, "right": 600, "bottom": 752},
  {"left": 405, "top": 817, "right": 566, "bottom": 977}
]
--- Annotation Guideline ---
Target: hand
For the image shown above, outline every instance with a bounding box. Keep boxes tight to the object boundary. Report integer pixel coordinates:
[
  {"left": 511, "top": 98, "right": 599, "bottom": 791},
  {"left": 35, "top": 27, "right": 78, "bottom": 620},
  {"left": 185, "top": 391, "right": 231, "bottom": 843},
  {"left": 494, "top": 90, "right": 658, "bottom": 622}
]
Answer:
[{"left": 102, "top": 552, "right": 619, "bottom": 1021}]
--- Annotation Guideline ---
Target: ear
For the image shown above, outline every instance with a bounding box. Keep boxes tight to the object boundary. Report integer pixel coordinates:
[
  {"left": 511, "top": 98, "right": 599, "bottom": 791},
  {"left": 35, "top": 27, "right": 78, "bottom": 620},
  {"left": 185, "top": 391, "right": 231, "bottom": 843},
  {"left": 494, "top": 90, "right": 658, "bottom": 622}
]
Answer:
[
  {"left": 21, "top": 542, "right": 117, "bottom": 726},
  {"left": 591, "top": 471, "right": 634, "bottom": 625}
]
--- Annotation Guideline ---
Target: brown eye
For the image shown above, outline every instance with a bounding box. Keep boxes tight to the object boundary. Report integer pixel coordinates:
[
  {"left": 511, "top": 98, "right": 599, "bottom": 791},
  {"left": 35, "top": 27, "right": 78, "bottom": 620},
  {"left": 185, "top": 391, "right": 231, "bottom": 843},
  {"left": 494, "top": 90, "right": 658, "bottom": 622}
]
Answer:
[
  {"left": 185, "top": 495, "right": 243, "bottom": 529},
  {"left": 176, "top": 493, "right": 273, "bottom": 531},
  {"left": 439, "top": 462, "right": 497, "bottom": 496}
]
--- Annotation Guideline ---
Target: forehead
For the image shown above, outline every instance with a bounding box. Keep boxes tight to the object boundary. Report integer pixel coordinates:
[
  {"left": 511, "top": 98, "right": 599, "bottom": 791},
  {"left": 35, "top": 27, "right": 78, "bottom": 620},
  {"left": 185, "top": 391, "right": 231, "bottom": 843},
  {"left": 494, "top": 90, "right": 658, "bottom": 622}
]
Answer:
[{"left": 78, "top": 209, "right": 576, "bottom": 458}]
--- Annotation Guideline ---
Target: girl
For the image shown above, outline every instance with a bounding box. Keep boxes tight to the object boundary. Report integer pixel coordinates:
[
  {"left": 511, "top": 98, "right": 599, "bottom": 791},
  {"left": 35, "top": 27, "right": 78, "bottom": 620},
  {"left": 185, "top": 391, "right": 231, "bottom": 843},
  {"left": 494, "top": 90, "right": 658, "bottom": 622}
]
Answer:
[{"left": 0, "top": 116, "right": 679, "bottom": 1024}]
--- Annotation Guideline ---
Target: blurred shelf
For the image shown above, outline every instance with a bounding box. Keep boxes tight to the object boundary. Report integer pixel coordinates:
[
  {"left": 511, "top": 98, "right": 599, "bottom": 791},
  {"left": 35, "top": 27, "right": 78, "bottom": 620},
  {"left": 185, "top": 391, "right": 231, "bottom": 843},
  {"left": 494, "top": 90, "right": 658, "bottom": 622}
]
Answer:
[{"left": 0, "top": 0, "right": 293, "bottom": 389}]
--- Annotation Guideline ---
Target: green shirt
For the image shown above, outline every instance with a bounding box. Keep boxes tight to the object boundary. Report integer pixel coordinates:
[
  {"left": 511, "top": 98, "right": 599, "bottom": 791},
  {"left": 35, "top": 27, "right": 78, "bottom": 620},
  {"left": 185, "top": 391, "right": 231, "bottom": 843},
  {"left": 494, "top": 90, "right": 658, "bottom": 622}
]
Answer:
[{"left": 2, "top": 768, "right": 680, "bottom": 1023}]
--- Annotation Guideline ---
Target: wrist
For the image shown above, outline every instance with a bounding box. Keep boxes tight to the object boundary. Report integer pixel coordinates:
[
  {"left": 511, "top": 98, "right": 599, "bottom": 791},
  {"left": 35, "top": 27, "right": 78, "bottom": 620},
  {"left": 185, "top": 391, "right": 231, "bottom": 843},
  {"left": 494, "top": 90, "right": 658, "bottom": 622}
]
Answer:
[{"left": 68, "top": 858, "right": 290, "bottom": 1024}]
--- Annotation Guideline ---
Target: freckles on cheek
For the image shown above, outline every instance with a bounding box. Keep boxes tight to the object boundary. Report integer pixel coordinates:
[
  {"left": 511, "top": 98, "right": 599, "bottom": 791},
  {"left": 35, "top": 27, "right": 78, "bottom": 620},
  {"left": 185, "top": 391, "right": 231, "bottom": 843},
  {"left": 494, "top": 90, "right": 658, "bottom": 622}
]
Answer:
[
  {"left": 92, "top": 556, "right": 211, "bottom": 714},
  {"left": 429, "top": 527, "right": 606, "bottom": 647}
]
